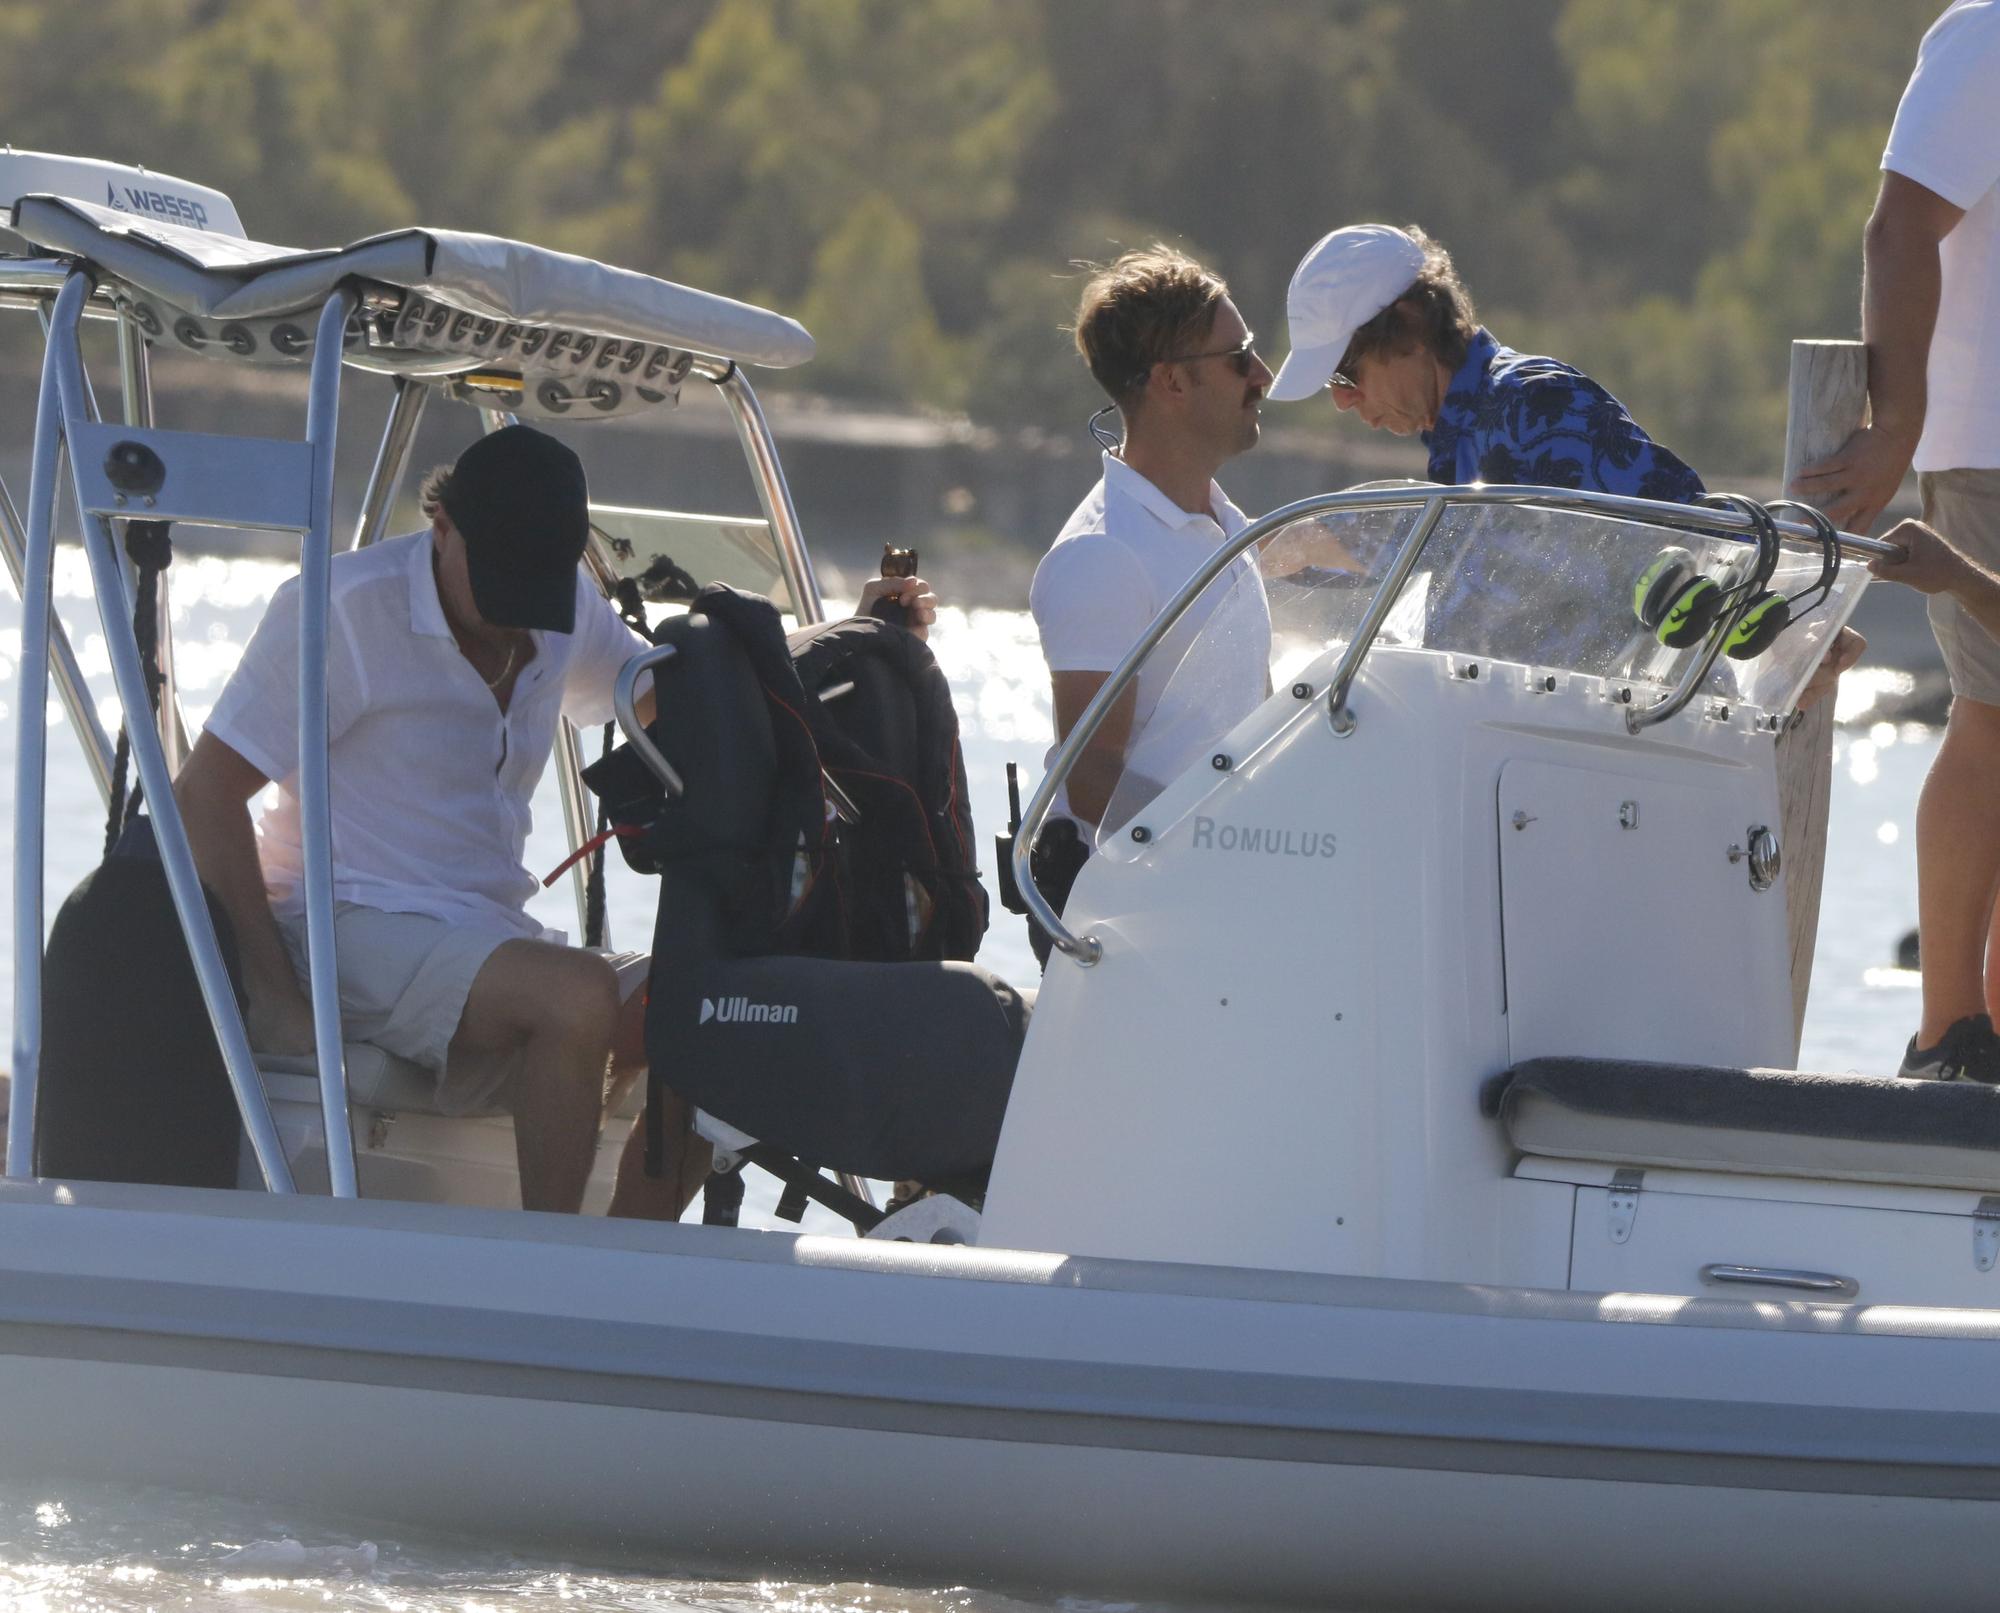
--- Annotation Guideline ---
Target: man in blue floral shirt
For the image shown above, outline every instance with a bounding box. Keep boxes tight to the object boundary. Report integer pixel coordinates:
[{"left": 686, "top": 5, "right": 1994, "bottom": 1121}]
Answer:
[
  {"left": 1266, "top": 222, "right": 1704, "bottom": 499},
  {"left": 1263, "top": 223, "right": 1861, "bottom": 694}
]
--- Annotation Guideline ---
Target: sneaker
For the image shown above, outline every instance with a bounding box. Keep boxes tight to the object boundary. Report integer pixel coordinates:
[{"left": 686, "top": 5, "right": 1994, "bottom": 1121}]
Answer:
[{"left": 1898, "top": 1013, "right": 2000, "bottom": 1083}]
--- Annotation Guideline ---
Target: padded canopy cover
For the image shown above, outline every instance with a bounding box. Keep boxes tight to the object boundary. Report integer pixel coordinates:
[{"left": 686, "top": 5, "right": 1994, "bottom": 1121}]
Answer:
[
  {"left": 9, "top": 193, "right": 815, "bottom": 369},
  {"left": 1501, "top": 1055, "right": 2000, "bottom": 1193}
]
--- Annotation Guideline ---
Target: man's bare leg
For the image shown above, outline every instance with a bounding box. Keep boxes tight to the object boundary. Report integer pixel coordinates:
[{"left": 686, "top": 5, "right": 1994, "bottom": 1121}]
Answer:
[
  {"left": 606, "top": 1089, "right": 714, "bottom": 1221},
  {"left": 1916, "top": 697, "right": 2000, "bottom": 1043},
  {"left": 451, "top": 940, "right": 620, "bottom": 1213}
]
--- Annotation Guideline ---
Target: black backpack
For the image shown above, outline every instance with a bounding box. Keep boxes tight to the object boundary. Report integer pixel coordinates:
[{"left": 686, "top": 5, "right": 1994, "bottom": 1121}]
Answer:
[{"left": 584, "top": 584, "right": 987, "bottom": 966}]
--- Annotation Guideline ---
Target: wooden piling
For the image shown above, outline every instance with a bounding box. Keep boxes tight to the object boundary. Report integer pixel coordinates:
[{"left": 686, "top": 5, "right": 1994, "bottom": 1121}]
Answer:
[{"left": 1777, "top": 338, "right": 1868, "bottom": 1056}]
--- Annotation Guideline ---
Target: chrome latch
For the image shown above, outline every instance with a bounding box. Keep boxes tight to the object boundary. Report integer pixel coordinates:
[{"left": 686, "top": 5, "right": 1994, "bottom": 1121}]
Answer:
[
  {"left": 1608, "top": 1168, "right": 1643, "bottom": 1244},
  {"left": 1975, "top": 1197, "right": 2000, "bottom": 1272}
]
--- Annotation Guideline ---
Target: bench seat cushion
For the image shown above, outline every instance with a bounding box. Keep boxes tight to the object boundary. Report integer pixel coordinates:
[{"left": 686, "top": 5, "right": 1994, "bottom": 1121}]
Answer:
[{"left": 1499, "top": 1056, "right": 2000, "bottom": 1193}]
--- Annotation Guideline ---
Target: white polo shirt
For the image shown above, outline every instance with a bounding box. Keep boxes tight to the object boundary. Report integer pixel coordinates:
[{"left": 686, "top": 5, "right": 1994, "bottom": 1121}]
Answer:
[
  {"left": 1884, "top": 0, "right": 2000, "bottom": 470},
  {"left": 204, "top": 529, "right": 647, "bottom": 937},
  {"left": 1030, "top": 453, "right": 1271, "bottom": 825}
]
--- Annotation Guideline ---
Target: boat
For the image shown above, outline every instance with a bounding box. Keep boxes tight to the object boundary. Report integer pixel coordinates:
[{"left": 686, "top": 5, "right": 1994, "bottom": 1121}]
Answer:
[{"left": 6, "top": 149, "right": 2000, "bottom": 1611}]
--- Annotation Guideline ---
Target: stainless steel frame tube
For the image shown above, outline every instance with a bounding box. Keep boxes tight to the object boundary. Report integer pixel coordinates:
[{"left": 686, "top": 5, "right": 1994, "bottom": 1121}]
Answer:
[
  {"left": 0, "top": 467, "right": 114, "bottom": 803},
  {"left": 706, "top": 365, "right": 825, "bottom": 624},
  {"left": 351, "top": 375, "right": 429, "bottom": 550},
  {"left": 1324, "top": 497, "right": 1447, "bottom": 734},
  {"left": 5, "top": 270, "right": 85, "bottom": 1181},
  {"left": 32, "top": 273, "right": 296, "bottom": 1189},
  {"left": 1012, "top": 483, "right": 1894, "bottom": 966},
  {"left": 117, "top": 313, "right": 190, "bottom": 772},
  {"left": 299, "top": 289, "right": 362, "bottom": 1198}
]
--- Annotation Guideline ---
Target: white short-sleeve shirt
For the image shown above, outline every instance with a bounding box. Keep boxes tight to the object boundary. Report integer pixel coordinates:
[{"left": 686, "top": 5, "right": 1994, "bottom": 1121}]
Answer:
[
  {"left": 1030, "top": 453, "right": 1271, "bottom": 823},
  {"left": 1884, "top": 0, "right": 2000, "bottom": 470},
  {"left": 203, "top": 529, "right": 647, "bottom": 937}
]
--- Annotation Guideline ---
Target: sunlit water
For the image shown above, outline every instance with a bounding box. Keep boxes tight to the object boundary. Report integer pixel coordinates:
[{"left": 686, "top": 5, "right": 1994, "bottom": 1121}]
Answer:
[{"left": 0, "top": 555, "right": 1942, "bottom": 1609}]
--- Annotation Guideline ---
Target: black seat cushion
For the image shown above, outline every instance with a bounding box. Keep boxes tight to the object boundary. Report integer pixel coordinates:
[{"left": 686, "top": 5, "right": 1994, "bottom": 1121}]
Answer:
[{"left": 1498, "top": 1055, "right": 2000, "bottom": 1192}]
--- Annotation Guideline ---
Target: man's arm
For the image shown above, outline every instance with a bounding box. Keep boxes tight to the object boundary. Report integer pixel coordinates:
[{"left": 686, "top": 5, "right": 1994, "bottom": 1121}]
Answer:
[
  {"left": 1050, "top": 670, "right": 1138, "bottom": 829},
  {"left": 173, "top": 733, "right": 316, "bottom": 1055},
  {"left": 1868, "top": 518, "right": 2000, "bottom": 641},
  {"left": 1791, "top": 172, "right": 1966, "bottom": 535}
]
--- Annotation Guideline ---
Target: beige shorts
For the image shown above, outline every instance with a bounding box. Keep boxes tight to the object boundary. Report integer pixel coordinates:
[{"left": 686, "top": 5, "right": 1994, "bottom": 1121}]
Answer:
[
  {"left": 280, "top": 903, "right": 647, "bottom": 1116},
  {"left": 1922, "top": 468, "right": 2000, "bottom": 706}
]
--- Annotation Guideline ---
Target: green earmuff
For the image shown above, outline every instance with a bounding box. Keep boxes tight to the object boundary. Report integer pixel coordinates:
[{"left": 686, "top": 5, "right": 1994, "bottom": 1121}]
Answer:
[
  {"left": 1634, "top": 546, "right": 1697, "bottom": 630},
  {"left": 1655, "top": 574, "right": 1727, "bottom": 649},
  {"left": 1723, "top": 590, "right": 1792, "bottom": 660}
]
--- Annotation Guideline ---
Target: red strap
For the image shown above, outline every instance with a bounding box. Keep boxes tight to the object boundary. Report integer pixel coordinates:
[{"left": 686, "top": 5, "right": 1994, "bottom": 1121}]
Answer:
[{"left": 541, "top": 824, "right": 643, "bottom": 888}]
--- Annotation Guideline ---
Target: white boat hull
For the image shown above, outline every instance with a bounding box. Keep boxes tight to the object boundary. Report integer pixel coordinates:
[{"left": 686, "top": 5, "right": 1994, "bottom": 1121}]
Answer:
[{"left": 5, "top": 1179, "right": 2000, "bottom": 1609}]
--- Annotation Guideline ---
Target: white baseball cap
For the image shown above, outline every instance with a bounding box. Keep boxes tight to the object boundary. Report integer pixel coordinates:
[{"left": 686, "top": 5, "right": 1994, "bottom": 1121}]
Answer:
[{"left": 1266, "top": 224, "right": 1428, "bottom": 403}]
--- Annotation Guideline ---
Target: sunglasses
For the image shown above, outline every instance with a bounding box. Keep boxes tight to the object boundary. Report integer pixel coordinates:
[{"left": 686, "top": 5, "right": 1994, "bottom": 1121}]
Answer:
[
  {"left": 1160, "top": 334, "right": 1261, "bottom": 378},
  {"left": 1328, "top": 350, "right": 1362, "bottom": 392}
]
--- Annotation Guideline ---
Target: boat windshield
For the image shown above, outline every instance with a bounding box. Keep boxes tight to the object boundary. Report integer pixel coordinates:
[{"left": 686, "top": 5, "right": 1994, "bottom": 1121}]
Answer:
[
  {"left": 1094, "top": 491, "right": 1868, "bottom": 844},
  {"left": 590, "top": 505, "right": 797, "bottom": 615}
]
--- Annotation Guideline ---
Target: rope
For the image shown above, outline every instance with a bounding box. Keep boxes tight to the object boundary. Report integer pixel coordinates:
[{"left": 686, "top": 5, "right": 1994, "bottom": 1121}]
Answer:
[{"left": 102, "top": 519, "right": 173, "bottom": 857}]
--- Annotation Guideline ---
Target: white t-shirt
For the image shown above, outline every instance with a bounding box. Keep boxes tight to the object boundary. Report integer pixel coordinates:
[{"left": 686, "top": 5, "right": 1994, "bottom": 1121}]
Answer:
[
  {"left": 1884, "top": 0, "right": 2000, "bottom": 471},
  {"left": 1030, "top": 453, "right": 1271, "bottom": 826},
  {"left": 204, "top": 530, "right": 647, "bottom": 938}
]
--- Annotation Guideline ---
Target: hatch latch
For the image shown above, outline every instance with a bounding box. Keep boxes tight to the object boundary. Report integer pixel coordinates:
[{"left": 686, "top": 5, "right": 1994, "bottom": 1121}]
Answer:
[
  {"left": 1975, "top": 1197, "right": 2000, "bottom": 1273},
  {"left": 1608, "top": 1168, "right": 1644, "bottom": 1244}
]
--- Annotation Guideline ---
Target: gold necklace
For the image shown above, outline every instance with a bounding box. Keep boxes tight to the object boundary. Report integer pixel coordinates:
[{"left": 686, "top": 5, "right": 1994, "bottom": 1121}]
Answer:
[{"left": 481, "top": 640, "right": 518, "bottom": 689}]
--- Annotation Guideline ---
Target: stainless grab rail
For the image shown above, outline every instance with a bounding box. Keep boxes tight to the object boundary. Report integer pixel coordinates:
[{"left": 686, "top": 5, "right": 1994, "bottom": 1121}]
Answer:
[
  {"left": 1013, "top": 483, "right": 1894, "bottom": 966},
  {"left": 1326, "top": 496, "right": 1448, "bottom": 735},
  {"left": 613, "top": 644, "right": 683, "bottom": 796},
  {"left": 1701, "top": 1264, "right": 1858, "bottom": 1298},
  {"left": 298, "top": 287, "right": 362, "bottom": 1198}
]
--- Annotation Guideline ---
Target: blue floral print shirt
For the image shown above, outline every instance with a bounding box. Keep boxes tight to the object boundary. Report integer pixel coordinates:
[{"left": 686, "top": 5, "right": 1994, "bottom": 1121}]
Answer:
[
  {"left": 1423, "top": 327, "right": 1705, "bottom": 503},
  {"left": 1413, "top": 329, "right": 1712, "bottom": 672}
]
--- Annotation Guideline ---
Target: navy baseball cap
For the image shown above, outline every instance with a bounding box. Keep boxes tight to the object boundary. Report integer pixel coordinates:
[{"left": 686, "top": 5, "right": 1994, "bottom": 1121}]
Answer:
[{"left": 441, "top": 425, "right": 588, "bottom": 633}]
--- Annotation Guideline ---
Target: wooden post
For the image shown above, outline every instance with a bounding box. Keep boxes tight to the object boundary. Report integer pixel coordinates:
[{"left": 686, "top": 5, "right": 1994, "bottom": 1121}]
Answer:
[{"left": 1777, "top": 338, "right": 1868, "bottom": 1057}]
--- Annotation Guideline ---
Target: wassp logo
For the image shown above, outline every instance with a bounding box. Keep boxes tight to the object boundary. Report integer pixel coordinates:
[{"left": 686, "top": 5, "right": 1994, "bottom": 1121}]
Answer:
[{"left": 106, "top": 181, "right": 209, "bottom": 232}]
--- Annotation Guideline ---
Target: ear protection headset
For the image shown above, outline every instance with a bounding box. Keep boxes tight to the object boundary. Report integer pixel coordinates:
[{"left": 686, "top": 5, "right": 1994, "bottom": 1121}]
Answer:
[
  {"left": 1631, "top": 493, "right": 1802, "bottom": 659},
  {"left": 1733, "top": 498, "right": 1842, "bottom": 658}
]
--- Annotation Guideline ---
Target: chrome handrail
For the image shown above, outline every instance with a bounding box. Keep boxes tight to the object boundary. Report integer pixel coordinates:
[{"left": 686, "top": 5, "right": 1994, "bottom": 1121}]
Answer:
[
  {"left": 298, "top": 287, "right": 362, "bottom": 1197},
  {"left": 613, "top": 644, "right": 683, "bottom": 796},
  {"left": 1013, "top": 483, "right": 1893, "bottom": 966}
]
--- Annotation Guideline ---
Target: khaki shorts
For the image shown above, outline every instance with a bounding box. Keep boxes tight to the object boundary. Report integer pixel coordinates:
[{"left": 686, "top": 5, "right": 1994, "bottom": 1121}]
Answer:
[
  {"left": 279, "top": 903, "right": 648, "bottom": 1117},
  {"left": 1922, "top": 468, "right": 2000, "bottom": 706}
]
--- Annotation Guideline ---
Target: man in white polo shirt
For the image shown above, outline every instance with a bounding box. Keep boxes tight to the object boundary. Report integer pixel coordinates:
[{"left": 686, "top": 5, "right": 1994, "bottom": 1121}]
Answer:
[
  {"left": 1794, "top": 0, "right": 2000, "bottom": 1082},
  {"left": 179, "top": 426, "right": 940, "bottom": 1210},
  {"left": 176, "top": 426, "right": 650, "bottom": 1211},
  {"left": 1027, "top": 246, "right": 1275, "bottom": 961}
]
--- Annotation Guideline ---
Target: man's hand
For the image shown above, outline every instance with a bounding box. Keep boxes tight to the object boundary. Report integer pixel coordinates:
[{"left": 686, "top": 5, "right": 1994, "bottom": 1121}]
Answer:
[
  {"left": 1794, "top": 624, "right": 1866, "bottom": 714},
  {"left": 245, "top": 983, "right": 320, "bottom": 1058},
  {"left": 858, "top": 575, "right": 940, "bottom": 641},
  {"left": 1791, "top": 424, "right": 1918, "bottom": 537},
  {"left": 1867, "top": 517, "right": 1974, "bottom": 595}
]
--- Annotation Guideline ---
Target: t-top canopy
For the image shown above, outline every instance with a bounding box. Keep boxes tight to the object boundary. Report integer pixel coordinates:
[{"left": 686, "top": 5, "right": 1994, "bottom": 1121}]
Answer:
[{"left": 8, "top": 192, "right": 816, "bottom": 371}]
